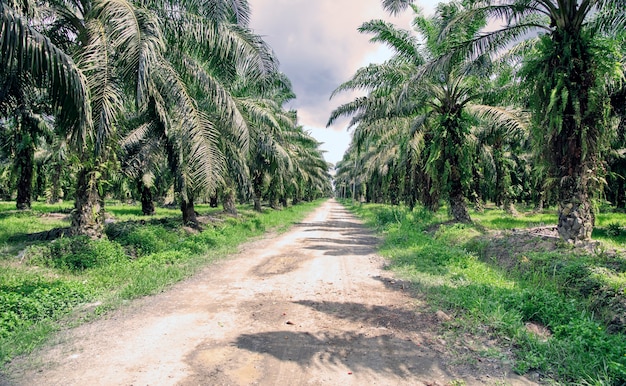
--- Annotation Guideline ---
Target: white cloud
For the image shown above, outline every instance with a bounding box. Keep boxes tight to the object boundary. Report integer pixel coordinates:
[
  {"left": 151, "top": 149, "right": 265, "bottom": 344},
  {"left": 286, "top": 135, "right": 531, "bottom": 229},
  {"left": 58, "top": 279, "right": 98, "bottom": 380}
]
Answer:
[{"left": 248, "top": 0, "right": 436, "bottom": 164}]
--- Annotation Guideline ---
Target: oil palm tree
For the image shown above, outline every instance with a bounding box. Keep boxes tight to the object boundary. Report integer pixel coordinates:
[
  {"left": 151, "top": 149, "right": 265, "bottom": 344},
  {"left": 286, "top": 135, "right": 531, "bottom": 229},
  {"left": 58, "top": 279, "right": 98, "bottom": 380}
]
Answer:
[
  {"left": 450, "top": 0, "right": 626, "bottom": 241},
  {"left": 0, "top": 79, "right": 54, "bottom": 209},
  {"left": 146, "top": 0, "right": 277, "bottom": 223},
  {"left": 232, "top": 72, "right": 298, "bottom": 212},
  {"left": 287, "top": 129, "right": 332, "bottom": 204},
  {"left": 330, "top": 2, "right": 525, "bottom": 222},
  {"left": 1, "top": 0, "right": 91, "bottom": 210}
]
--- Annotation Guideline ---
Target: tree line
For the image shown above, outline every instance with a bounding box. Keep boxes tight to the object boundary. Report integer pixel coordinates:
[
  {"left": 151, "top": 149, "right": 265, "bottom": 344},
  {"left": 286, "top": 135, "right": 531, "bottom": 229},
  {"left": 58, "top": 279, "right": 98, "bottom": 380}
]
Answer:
[
  {"left": 330, "top": 0, "right": 625, "bottom": 243},
  {"left": 0, "top": 0, "right": 332, "bottom": 238}
]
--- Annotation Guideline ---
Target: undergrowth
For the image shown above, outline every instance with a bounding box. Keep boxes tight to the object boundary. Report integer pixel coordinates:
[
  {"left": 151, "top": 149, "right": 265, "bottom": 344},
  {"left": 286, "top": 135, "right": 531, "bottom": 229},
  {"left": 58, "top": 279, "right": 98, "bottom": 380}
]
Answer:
[
  {"left": 0, "top": 200, "right": 323, "bottom": 365},
  {"left": 343, "top": 201, "right": 626, "bottom": 385}
]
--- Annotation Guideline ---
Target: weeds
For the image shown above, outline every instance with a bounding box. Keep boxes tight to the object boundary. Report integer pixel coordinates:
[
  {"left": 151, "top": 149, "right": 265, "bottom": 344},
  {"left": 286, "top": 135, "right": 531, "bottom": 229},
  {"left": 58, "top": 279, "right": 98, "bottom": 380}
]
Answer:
[
  {"left": 0, "top": 199, "right": 323, "bottom": 364},
  {"left": 342, "top": 200, "right": 626, "bottom": 384},
  {"left": 606, "top": 223, "right": 622, "bottom": 237}
]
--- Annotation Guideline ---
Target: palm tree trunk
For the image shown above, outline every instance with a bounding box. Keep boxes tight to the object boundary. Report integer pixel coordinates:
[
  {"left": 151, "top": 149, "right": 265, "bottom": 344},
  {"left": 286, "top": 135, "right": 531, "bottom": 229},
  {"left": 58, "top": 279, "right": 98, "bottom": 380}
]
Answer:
[
  {"left": 449, "top": 192, "right": 472, "bottom": 223},
  {"left": 533, "top": 189, "right": 545, "bottom": 213},
  {"left": 557, "top": 177, "right": 594, "bottom": 242},
  {"left": 449, "top": 170, "right": 472, "bottom": 223},
  {"left": 616, "top": 181, "right": 625, "bottom": 209},
  {"left": 268, "top": 177, "right": 281, "bottom": 209},
  {"left": 181, "top": 196, "right": 198, "bottom": 227},
  {"left": 418, "top": 165, "right": 439, "bottom": 212},
  {"left": 221, "top": 188, "right": 237, "bottom": 215},
  {"left": 209, "top": 192, "right": 219, "bottom": 208},
  {"left": 422, "top": 185, "right": 439, "bottom": 212},
  {"left": 292, "top": 184, "right": 301, "bottom": 205},
  {"left": 139, "top": 180, "right": 155, "bottom": 216},
  {"left": 15, "top": 153, "right": 33, "bottom": 210},
  {"left": 444, "top": 114, "right": 471, "bottom": 223},
  {"left": 550, "top": 33, "right": 596, "bottom": 242},
  {"left": 493, "top": 141, "right": 504, "bottom": 207},
  {"left": 48, "top": 163, "right": 63, "bottom": 204},
  {"left": 71, "top": 167, "right": 104, "bottom": 238},
  {"left": 15, "top": 126, "right": 34, "bottom": 210},
  {"left": 253, "top": 195, "right": 262, "bottom": 212},
  {"left": 471, "top": 164, "right": 484, "bottom": 213},
  {"left": 504, "top": 199, "right": 519, "bottom": 217},
  {"left": 252, "top": 171, "right": 264, "bottom": 212},
  {"left": 390, "top": 171, "right": 399, "bottom": 205}
]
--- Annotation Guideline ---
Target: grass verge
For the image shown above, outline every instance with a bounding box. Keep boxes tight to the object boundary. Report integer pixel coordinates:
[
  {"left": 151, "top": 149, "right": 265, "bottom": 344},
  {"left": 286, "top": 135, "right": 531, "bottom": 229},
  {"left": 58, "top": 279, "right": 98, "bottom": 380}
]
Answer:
[
  {"left": 0, "top": 200, "right": 324, "bottom": 365},
  {"left": 342, "top": 201, "right": 626, "bottom": 385}
]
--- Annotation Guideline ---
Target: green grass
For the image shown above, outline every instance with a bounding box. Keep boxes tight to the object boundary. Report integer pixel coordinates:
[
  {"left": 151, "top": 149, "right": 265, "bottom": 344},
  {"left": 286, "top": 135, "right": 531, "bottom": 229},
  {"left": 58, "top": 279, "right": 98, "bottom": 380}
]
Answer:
[
  {"left": 469, "top": 204, "right": 626, "bottom": 250},
  {"left": 469, "top": 206, "right": 557, "bottom": 230},
  {"left": 0, "top": 199, "right": 324, "bottom": 365},
  {"left": 343, "top": 201, "right": 626, "bottom": 385}
]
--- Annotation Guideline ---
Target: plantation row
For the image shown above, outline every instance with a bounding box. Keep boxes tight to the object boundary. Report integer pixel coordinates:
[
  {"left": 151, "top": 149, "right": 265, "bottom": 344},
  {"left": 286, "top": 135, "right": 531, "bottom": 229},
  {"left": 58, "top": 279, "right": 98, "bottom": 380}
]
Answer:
[
  {"left": 345, "top": 200, "right": 626, "bottom": 384},
  {"left": 0, "top": 200, "right": 323, "bottom": 364},
  {"left": 331, "top": 0, "right": 625, "bottom": 244},
  {"left": 1, "top": 0, "right": 332, "bottom": 240}
]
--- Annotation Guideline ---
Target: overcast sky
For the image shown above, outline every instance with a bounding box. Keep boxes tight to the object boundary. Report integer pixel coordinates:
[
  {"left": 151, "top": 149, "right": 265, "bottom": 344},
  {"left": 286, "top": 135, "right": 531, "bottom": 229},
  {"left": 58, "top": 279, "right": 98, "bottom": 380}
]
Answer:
[{"left": 248, "top": 0, "right": 438, "bottom": 166}]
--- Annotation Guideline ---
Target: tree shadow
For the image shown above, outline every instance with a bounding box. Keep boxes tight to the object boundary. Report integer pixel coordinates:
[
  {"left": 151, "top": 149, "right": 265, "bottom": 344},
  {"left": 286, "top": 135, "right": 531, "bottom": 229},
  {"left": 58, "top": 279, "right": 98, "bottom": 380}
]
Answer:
[
  {"left": 302, "top": 234, "right": 378, "bottom": 256},
  {"left": 295, "top": 215, "right": 381, "bottom": 256},
  {"left": 294, "top": 299, "right": 427, "bottom": 332},
  {"left": 296, "top": 220, "right": 365, "bottom": 230},
  {"left": 233, "top": 289, "right": 456, "bottom": 380},
  {"left": 235, "top": 330, "right": 449, "bottom": 380},
  {"left": 304, "top": 237, "right": 379, "bottom": 246}
]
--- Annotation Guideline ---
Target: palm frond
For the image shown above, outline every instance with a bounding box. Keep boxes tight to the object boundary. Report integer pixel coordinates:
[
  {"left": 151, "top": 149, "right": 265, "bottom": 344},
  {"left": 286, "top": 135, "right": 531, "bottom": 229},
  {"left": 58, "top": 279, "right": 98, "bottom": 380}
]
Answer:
[
  {"left": 79, "top": 18, "right": 125, "bottom": 158},
  {"left": 587, "top": 0, "right": 626, "bottom": 36},
  {"left": 176, "top": 53, "right": 249, "bottom": 151},
  {"left": 0, "top": 2, "right": 91, "bottom": 144},
  {"left": 359, "top": 19, "right": 423, "bottom": 64},
  {"left": 467, "top": 104, "right": 529, "bottom": 138},
  {"left": 381, "top": 0, "right": 414, "bottom": 16}
]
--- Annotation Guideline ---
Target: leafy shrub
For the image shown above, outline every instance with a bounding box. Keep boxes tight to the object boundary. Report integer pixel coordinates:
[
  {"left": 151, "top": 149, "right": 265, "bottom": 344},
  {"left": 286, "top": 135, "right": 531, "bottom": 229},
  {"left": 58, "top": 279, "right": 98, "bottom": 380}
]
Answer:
[
  {"left": 135, "top": 250, "right": 187, "bottom": 267},
  {"left": 115, "top": 225, "right": 180, "bottom": 257},
  {"left": 502, "top": 288, "right": 577, "bottom": 327},
  {"left": 36, "top": 236, "right": 126, "bottom": 271},
  {"left": 434, "top": 223, "right": 482, "bottom": 245},
  {"left": 607, "top": 222, "right": 622, "bottom": 237},
  {"left": 0, "top": 280, "right": 91, "bottom": 338},
  {"left": 372, "top": 207, "right": 407, "bottom": 230}
]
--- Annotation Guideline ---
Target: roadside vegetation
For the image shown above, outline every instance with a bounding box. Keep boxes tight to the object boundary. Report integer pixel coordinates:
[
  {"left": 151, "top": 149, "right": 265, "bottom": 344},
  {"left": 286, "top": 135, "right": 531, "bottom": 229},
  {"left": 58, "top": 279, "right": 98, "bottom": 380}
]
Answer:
[
  {"left": 0, "top": 199, "right": 323, "bottom": 365},
  {"left": 1, "top": 0, "right": 331, "bottom": 238},
  {"left": 331, "top": 0, "right": 625, "bottom": 244},
  {"left": 343, "top": 200, "right": 626, "bottom": 384},
  {"left": 332, "top": 1, "right": 625, "bottom": 381},
  {"left": 1, "top": 0, "right": 332, "bottom": 368}
]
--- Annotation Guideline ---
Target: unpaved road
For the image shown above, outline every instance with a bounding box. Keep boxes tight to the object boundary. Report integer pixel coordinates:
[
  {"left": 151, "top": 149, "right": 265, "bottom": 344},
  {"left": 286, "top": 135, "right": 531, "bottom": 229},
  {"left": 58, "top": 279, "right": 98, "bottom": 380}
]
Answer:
[{"left": 3, "top": 200, "right": 536, "bottom": 385}]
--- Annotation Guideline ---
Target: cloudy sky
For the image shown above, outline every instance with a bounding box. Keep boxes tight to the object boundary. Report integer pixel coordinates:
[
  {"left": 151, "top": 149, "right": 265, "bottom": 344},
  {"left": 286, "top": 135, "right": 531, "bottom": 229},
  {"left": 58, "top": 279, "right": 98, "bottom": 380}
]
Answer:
[{"left": 248, "top": 0, "right": 438, "bottom": 166}]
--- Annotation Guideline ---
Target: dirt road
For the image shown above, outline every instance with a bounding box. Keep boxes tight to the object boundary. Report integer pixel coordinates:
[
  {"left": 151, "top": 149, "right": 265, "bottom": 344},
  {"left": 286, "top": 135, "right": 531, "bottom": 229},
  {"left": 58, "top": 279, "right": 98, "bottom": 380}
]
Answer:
[{"left": 4, "top": 199, "right": 535, "bottom": 385}]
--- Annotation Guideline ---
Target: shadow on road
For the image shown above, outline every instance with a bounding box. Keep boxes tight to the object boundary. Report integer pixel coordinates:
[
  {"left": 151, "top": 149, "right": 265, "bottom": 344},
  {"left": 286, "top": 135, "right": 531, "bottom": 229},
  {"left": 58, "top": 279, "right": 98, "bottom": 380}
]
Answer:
[
  {"left": 235, "top": 330, "right": 449, "bottom": 380},
  {"left": 293, "top": 300, "right": 429, "bottom": 332}
]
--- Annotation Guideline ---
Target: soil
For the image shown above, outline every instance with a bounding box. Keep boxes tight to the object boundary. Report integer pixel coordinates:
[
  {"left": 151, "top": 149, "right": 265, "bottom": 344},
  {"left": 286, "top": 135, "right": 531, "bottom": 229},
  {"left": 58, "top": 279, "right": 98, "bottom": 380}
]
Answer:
[{"left": 2, "top": 199, "right": 537, "bottom": 386}]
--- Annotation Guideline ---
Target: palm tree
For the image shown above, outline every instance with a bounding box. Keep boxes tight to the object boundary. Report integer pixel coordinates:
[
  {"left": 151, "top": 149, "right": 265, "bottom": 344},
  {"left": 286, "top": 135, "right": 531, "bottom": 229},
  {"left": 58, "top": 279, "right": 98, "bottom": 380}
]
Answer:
[
  {"left": 28, "top": 0, "right": 167, "bottom": 236},
  {"left": 330, "top": 2, "right": 525, "bottom": 222},
  {"left": 231, "top": 72, "right": 297, "bottom": 212},
  {"left": 0, "top": 80, "right": 54, "bottom": 209},
  {"left": 144, "top": 0, "right": 279, "bottom": 223},
  {"left": 451, "top": 0, "right": 625, "bottom": 241},
  {"left": 1, "top": 0, "right": 91, "bottom": 210},
  {"left": 288, "top": 129, "right": 332, "bottom": 204},
  {"left": 473, "top": 63, "right": 531, "bottom": 214}
]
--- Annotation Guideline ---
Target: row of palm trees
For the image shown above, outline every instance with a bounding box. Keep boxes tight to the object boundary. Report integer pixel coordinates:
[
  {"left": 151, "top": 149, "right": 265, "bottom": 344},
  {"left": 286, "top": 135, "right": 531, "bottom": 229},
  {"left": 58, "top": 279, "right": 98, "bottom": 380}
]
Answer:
[
  {"left": 1, "top": 0, "right": 332, "bottom": 237},
  {"left": 331, "top": 0, "right": 625, "bottom": 243}
]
